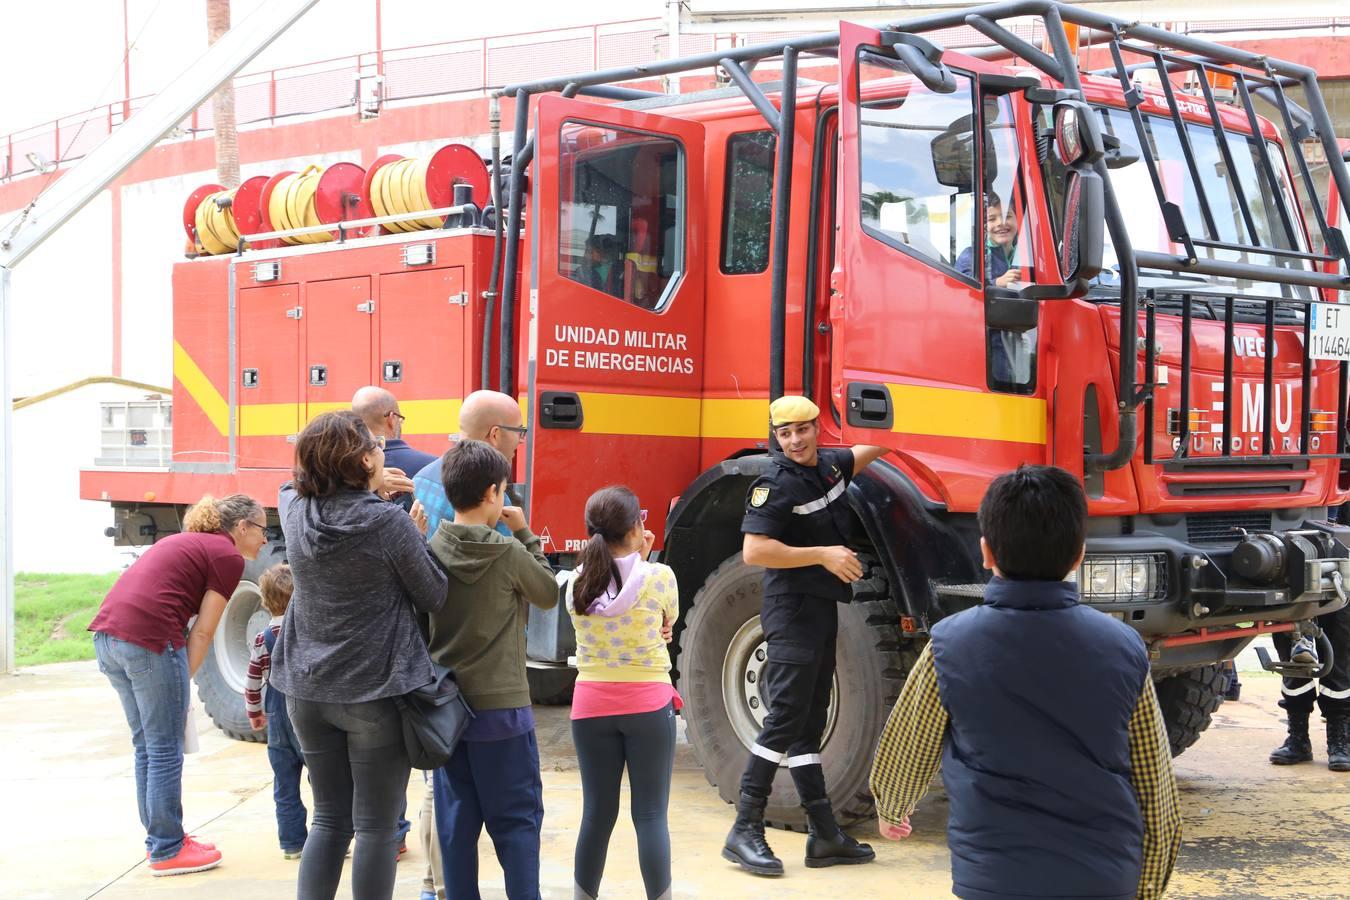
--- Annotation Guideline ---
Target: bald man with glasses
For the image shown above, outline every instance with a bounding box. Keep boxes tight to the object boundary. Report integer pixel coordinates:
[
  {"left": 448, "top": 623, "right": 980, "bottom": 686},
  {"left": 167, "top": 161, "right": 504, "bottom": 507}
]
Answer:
[{"left": 412, "top": 390, "right": 528, "bottom": 537}]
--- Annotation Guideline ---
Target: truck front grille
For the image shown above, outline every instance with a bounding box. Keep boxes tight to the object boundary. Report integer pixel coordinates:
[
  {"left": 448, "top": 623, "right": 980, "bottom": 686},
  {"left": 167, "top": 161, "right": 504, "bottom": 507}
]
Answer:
[{"left": 1186, "top": 511, "right": 1272, "bottom": 545}]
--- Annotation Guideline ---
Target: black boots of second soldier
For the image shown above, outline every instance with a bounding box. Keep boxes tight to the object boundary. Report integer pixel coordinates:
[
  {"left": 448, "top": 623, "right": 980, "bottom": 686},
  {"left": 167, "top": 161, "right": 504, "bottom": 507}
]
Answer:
[
  {"left": 1270, "top": 708, "right": 1314, "bottom": 765},
  {"left": 723, "top": 793, "right": 783, "bottom": 876},
  {"left": 1328, "top": 715, "right": 1350, "bottom": 772},
  {"left": 803, "top": 799, "right": 876, "bottom": 868},
  {"left": 1270, "top": 709, "right": 1350, "bottom": 770}
]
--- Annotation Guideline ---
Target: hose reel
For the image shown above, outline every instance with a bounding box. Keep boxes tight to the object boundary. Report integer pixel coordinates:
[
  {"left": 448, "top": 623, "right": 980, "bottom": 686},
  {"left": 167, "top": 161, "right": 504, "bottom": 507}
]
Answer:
[
  {"left": 181, "top": 175, "right": 268, "bottom": 256},
  {"left": 364, "top": 143, "right": 489, "bottom": 233},
  {"left": 261, "top": 162, "right": 372, "bottom": 245}
]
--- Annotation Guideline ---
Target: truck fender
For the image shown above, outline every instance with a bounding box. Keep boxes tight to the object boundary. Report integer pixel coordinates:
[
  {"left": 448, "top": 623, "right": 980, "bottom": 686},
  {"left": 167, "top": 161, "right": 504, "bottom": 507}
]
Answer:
[
  {"left": 662, "top": 455, "right": 774, "bottom": 627},
  {"left": 847, "top": 460, "right": 984, "bottom": 627},
  {"left": 662, "top": 455, "right": 982, "bottom": 633}
]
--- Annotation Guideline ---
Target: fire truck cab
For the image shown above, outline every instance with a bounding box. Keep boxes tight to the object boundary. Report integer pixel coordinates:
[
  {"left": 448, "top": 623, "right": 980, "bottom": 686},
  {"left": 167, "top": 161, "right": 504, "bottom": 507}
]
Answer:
[{"left": 84, "top": 2, "right": 1350, "bottom": 829}]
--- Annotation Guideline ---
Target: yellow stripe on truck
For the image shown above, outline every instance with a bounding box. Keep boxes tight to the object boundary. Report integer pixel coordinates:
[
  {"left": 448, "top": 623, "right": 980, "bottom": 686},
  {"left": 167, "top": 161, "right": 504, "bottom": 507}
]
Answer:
[
  {"left": 175, "top": 337, "right": 1043, "bottom": 446},
  {"left": 174, "top": 345, "right": 465, "bottom": 437},
  {"left": 577, "top": 392, "right": 702, "bottom": 438},
  {"left": 173, "top": 341, "right": 229, "bottom": 436},
  {"left": 236, "top": 399, "right": 463, "bottom": 437},
  {"left": 887, "top": 383, "right": 1046, "bottom": 445}
]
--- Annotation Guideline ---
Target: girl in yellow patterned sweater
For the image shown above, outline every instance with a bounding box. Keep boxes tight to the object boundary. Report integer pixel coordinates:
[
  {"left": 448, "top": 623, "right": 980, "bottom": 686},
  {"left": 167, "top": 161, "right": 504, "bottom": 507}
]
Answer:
[{"left": 565, "top": 486, "right": 679, "bottom": 900}]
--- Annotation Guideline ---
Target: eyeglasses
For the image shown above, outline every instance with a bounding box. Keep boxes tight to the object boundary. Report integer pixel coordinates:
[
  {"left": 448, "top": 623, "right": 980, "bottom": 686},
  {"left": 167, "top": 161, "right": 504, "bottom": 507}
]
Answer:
[
  {"left": 497, "top": 424, "right": 527, "bottom": 437},
  {"left": 243, "top": 520, "right": 267, "bottom": 533},
  {"left": 387, "top": 411, "right": 406, "bottom": 424}
]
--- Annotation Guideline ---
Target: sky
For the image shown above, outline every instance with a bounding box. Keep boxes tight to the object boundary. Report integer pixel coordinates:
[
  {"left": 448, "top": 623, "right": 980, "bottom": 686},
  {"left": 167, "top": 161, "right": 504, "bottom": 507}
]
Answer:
[{"left": 0, "top": 0, "right": 671, "bottom": 137}]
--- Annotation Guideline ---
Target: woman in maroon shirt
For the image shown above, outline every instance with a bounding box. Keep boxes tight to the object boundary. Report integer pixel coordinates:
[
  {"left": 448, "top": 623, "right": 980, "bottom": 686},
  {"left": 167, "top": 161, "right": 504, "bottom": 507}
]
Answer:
[{"left": 89, "top": 493, "right": 267, "bottom": 876}]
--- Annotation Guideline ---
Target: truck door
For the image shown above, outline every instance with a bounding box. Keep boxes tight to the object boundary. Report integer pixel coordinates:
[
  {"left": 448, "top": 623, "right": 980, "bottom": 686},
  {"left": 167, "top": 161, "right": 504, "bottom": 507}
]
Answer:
[
  {"left": 305, "top": 276, "right": 373, "bottom": 420},
  {"left": 833, "top": 22, "right": 1048, "bottom": 502},
  {"left": 527, "top": 96, "right": 705, "bottom": 553}
]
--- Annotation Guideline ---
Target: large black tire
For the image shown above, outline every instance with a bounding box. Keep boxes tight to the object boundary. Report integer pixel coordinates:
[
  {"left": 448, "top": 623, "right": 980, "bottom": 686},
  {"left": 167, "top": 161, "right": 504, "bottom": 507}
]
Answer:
[
  {"left": 527, "top": 663, "right": 577, "bottom": 705},
  {"left": 1155, "top": 664, "right": 1226, "bottom": 758},
  {"left": 677, "top": 555, "right": 915, "bottom": 831},
  {"left": 196, "top": 550, "right": 285, "bottom": 743}
]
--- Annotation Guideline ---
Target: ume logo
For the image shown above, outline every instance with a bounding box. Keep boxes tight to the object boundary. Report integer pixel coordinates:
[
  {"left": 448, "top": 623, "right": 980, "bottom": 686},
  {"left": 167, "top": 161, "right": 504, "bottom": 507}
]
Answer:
[{"left": 1173, "top": 381, "right": 1316, "bottom": 452}]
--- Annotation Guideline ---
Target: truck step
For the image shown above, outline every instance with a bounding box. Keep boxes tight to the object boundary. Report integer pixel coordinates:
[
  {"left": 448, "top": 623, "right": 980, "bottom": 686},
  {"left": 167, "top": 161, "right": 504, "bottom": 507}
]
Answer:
[{"left": 934, "top": 583, "right": 988, "bottom": 601}]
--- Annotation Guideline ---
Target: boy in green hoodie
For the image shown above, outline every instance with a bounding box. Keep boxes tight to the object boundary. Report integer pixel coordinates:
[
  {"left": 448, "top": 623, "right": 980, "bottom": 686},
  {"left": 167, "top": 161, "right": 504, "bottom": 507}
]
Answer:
[{"left": 426, "top": 439, "right": 559, "bottom": 900}]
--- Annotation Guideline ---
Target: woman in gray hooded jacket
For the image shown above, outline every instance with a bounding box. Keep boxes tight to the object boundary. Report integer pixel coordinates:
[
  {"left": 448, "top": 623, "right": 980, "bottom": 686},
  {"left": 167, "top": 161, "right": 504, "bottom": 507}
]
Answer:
[{"left": 270, "top": 410, "right": 447, "bottom": 900}]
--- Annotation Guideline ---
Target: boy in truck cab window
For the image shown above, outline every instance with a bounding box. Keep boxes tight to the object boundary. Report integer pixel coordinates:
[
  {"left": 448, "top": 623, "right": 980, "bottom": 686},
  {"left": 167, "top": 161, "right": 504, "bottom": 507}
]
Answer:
[
  {"left": 575, "top": 234, "right": 622, "bottom": 299},
  {"left": 870, "top": 465, "right": 1181, "bottom": 900},
  {"left": 956, "top": 192, "right": 1020, "bottom": 288}
]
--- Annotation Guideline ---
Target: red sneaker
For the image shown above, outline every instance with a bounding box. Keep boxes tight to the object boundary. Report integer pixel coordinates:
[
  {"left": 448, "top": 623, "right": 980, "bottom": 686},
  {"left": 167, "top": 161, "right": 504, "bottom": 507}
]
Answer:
[
  {"left": 149, "top": 837, "right": 222, "bottom": 876},
  {"left": 145, "top": 835, "right": 215, "bottom": 859},
  {"left": 396, "top": 840, "right": 408, "bottom": 861}
]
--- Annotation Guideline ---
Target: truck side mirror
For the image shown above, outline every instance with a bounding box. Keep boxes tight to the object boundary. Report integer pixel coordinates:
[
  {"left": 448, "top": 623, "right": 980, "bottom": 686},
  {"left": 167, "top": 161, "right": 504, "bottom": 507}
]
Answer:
[
  {"left": 1053, "top": 100, "right": 1106, "bottom": 290},
  {"left": 1061, "top": 170, "right": 1105, "bottom": 284}
]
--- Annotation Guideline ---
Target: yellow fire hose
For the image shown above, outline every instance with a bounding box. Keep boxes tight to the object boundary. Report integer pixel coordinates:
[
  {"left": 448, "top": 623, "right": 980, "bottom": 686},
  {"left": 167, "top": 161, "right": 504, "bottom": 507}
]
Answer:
[
  {"left": 194, "top": 190, "right": 242, "bottom": 255},
  {"left": 369, "top": 156, "right": 442, "bottom": 232},
  {"left": 268, "top": 164, "right": 331, "bottom": 245}
]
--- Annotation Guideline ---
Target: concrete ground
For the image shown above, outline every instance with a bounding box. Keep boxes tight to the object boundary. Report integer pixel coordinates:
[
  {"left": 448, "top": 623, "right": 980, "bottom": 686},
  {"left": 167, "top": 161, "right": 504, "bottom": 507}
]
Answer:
[{"left": 3, "top": 660, "right": 1350, "bottom": 900}]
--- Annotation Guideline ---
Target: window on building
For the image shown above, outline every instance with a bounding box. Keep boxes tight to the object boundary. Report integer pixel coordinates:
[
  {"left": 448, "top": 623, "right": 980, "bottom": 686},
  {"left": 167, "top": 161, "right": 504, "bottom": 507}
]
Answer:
[
  {"left": 558, "top": 122, "right": 684, "bottom": 311},
  {"left": 721, "top": 131, "right": 776, "bottom": 274},
  {"left": 857, "top": 50, "right": 977, "bottom": 278}
]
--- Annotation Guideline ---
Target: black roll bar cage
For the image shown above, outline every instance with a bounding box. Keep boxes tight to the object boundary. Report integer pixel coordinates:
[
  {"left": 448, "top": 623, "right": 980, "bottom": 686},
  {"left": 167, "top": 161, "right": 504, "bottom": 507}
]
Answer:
[{"left": 487, "top": 0, "right": 1350, "bottom": 473}]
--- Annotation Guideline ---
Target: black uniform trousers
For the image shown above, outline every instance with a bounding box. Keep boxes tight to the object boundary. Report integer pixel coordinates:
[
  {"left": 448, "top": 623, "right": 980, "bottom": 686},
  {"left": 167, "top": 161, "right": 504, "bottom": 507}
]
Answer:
[
  {"left": 740, "top": 593, "right": 838, "bottom": 804},
  {"left": 1274, "top": 604, "right": 1350, "bottom": 717}
]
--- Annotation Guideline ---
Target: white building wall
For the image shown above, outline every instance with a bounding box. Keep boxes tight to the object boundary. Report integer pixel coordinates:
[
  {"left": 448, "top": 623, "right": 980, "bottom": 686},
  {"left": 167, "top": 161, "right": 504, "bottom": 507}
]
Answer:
[
  {"left": 12, "top": 383, "right": 159, "bottom": 574},
  {"left": 9, "top": 193, "right": 112, "bottom": 396}
]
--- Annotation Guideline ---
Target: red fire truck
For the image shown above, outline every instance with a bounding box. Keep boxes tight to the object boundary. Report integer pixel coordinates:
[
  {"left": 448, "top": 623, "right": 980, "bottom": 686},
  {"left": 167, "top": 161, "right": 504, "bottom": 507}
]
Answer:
[{"left": 83, "top": 2, "right": 1350, "bottom": 828}]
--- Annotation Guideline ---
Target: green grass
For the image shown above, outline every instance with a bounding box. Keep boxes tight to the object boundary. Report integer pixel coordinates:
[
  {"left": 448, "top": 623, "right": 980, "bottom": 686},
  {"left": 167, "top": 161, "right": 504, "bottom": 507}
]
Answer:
[{"left": 15, "top": 572, "right": 118, "bottom": 667}]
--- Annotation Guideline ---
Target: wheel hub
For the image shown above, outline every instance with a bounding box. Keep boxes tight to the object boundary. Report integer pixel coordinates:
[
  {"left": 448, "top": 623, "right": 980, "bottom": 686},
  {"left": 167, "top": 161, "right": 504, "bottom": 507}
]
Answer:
[
  {"left": 721, "top": 615, "right": 839, "bottom": 759},
  {"left": 212, "top": 580, "right": 268, "bottom": 694}
]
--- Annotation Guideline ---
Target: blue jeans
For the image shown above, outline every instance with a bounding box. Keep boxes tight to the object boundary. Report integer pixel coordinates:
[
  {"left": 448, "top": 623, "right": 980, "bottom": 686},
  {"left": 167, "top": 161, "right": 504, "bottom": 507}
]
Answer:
[
  {"left": 93, "top": 631, "right": 189, "bottom": 862},
  {"left": 266, "top": 697, "right": 309, "bottom": 852},
  {"left": 434, "top": 731, "right": 544, "bottom": 900}
]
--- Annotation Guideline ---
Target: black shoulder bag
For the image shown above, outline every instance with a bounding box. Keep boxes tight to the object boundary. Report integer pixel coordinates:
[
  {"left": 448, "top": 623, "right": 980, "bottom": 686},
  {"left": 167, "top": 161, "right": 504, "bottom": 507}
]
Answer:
[{"left": 395, "top": 663, "right": 475, "bottom": 770}]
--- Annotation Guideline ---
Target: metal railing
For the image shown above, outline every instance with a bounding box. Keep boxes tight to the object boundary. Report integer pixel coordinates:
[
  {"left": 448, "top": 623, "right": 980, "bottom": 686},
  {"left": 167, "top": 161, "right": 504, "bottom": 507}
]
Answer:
[{"left": 4, "top": 14, "right": 1348, "bottom": 184}]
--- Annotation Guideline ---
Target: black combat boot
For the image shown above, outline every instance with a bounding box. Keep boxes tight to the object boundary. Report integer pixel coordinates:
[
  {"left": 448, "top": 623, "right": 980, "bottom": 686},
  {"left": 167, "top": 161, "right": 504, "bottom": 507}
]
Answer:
[
  {"left": 722, "top": 792, "right": 783, "bottom": 876},
  {"left": 1269, "top": 708, "right": 1313, "bottom": 765},
  {"left": 803, "top": 799, "right": 876, "bottom": 868},
  {"left": 1327, "top": 715, "right": 1350, "bottom": 772}
]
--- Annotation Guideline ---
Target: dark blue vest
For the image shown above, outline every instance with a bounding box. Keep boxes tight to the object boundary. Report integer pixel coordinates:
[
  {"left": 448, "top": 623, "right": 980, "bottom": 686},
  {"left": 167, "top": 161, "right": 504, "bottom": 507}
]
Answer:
[
  {"left": 930, "top": 577, "right": 1149, "bottom": 900},
  {"left": 262, "top": 625, "right": 289, "bottom": 719}
]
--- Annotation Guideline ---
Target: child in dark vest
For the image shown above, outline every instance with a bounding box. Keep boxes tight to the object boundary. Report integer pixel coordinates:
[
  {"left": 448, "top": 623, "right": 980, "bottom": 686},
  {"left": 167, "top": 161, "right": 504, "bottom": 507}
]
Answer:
[
  {"left": 869, "top": 465, "right": 1182, "bottom": 900},
  {"left": 244, "top": 563, "right": 308, "bottom": 859}
]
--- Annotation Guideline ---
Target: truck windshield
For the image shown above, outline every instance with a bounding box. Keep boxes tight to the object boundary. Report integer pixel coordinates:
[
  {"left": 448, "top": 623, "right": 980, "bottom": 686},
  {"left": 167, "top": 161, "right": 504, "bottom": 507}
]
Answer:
[{"left": 1045, "top": 105, "right": 1311, "bottom": 299}]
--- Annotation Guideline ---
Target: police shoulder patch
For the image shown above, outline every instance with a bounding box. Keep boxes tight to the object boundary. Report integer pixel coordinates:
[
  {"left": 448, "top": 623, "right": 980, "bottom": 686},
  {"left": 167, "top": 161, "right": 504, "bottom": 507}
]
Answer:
[{"left": 750, "top": 486, "right": 771, "bottom": 508}]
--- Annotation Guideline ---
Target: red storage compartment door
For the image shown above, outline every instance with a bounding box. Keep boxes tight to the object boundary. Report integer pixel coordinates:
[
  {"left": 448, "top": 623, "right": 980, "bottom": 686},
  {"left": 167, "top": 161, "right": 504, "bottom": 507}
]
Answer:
[
  {"left": 237, "top": 282, "right": 301, "bottom": 469},
  {"left": 376, "top": 266, "right": 468, "bottom": 454},
  {"left": 305, "top": 276, "right": 373, "bottom": 421}
]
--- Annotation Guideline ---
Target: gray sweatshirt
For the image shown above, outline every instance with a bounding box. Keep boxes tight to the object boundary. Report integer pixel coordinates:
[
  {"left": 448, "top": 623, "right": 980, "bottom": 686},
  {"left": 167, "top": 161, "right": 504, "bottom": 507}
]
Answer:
[{"left": 270, "top": 484, "right": 447, "bottom": 703}]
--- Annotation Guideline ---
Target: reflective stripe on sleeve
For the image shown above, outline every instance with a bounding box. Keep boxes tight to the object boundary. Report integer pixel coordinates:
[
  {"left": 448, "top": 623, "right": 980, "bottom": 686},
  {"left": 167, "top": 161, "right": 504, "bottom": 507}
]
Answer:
[{"left": 791, "top": 479, "right": 846, "bottom": 515}]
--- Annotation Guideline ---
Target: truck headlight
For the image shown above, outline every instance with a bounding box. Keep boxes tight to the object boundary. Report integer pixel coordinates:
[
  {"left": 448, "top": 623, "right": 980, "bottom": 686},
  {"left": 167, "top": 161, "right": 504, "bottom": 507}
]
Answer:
[{"left": 1075, "top": 554, "right": 1166, "bottom": 602}]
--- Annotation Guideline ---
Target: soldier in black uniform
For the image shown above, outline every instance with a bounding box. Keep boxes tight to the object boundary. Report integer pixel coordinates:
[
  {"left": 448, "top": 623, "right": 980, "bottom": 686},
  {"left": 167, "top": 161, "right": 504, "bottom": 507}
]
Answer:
[{"left": 722, "top": 396, "right": 888, "bottom": 876}]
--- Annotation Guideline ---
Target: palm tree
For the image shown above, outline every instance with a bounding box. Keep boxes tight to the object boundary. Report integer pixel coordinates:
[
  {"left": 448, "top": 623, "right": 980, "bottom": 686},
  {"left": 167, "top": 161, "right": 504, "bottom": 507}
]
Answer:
[{"left": 206, "top": 0, "right": 239, "bottom": 188}]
